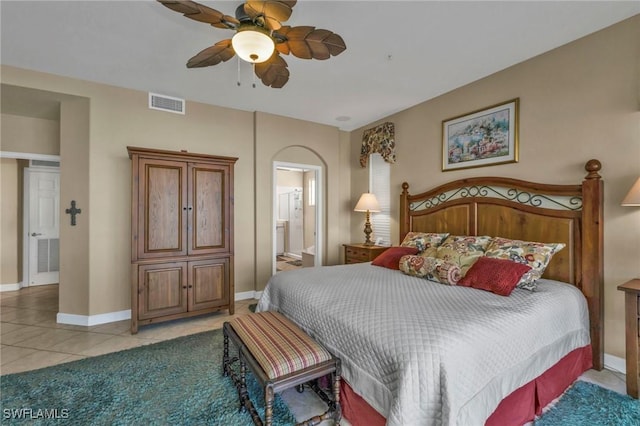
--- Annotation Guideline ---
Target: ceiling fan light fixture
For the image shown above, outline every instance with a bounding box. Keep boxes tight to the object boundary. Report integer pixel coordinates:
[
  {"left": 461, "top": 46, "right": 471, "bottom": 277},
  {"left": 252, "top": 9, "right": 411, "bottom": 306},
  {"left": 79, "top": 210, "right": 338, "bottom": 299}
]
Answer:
[
  {"left": 232, "top": 26, "right": 275, "bottom": 64},
  {"left": 157, "top": 0, "right": 347, "bottom": 88}
]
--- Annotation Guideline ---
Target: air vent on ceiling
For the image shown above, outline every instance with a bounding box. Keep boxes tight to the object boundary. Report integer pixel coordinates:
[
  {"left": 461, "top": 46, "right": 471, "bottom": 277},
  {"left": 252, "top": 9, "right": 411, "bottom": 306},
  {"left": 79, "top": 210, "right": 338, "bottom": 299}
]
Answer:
[
  {"left": 30, "top": 160, "right": 60, "bottom": 168},
  {"left": 149, "top": 93, "right": 185, "bottom": 115}
]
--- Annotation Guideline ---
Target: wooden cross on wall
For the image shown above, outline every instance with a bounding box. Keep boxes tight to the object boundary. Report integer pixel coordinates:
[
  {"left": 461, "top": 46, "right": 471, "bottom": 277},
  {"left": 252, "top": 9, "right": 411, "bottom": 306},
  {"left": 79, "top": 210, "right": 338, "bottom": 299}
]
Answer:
[{"left": 65, "top": 200, "right": 82, "bottom": 226}]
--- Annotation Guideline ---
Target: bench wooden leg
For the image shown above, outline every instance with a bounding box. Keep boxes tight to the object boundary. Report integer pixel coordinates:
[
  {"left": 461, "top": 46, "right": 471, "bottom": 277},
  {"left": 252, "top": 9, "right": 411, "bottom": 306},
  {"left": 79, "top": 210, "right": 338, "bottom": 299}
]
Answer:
[
  {"left": 265, "top": 384, "right": 274, "bottom": 426},
  {"left": 239, "top": 357, "right": 249, "bottom": 413},
  {"left": 333, "top": 367, "right": 342, "bottom": 425},
  {"left": 223, "top": 325, "right": 246, "bottom": 413},
  {"left": 223, "top": 330, "right": 230, "bottom": 376}
]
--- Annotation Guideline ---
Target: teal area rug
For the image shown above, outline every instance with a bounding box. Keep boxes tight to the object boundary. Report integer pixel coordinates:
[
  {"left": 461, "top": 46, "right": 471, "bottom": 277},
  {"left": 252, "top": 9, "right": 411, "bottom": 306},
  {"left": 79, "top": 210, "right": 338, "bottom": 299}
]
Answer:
[
  {"left": 4, "top": 330, "right": 636, "bottom": 426},
  {"left": 536, "top": 380, "right": 640, "bottom": 425},
  {"left": 1, "top": 329, "right": 296, "bottom": 425}
]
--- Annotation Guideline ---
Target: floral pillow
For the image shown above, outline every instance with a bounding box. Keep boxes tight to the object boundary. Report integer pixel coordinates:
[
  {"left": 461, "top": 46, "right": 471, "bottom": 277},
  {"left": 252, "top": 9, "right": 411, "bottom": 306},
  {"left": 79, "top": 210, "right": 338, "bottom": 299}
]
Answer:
[
  {"left": 420, "top": 247, "right": 438, "bottom": 258},
  {"left": 484, "top": 237, "right": 566, "bottom": 291},
  {"left": 399, "top": 254, "right": 462, "bottom": 285},
  {"left": 435, "top": 235, "right": 493, "bottom": 276},
  {"left": 458, "top": 257, "right": 532, "bottom": 296},
  {"left": 400, "top": 232, "right": 449, "bottom": 253}
]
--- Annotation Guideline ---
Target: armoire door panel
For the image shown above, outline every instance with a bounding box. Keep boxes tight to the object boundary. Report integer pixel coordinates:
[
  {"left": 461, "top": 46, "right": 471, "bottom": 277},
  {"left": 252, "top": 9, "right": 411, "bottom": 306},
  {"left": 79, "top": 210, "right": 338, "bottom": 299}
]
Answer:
[
  {"left": 138, "top": 158, "right": 188, "bottom": 258},
  {"left": 189, "top": 164, "right": 229, "bottom": 255},
  {"left": 188, "top": 259, "right": 229, "bottom": 311},
  {"left": 138, "top": 262, "right": 188, "bottom": 320}
]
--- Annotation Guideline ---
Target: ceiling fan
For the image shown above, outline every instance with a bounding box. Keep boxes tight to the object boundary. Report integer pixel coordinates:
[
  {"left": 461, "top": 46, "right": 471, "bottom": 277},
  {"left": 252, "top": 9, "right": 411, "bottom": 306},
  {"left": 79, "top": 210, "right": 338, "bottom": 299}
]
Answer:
[{"left": 157, "top": 0, "right": 347, "bottom": 88}]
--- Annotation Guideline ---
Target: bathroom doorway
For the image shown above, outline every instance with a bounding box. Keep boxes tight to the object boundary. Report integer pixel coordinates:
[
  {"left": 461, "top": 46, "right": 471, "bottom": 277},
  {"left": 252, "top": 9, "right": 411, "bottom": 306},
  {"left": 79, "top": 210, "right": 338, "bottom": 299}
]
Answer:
[{"left": 273, "top": 162, "right": 322, "bottom": 274}]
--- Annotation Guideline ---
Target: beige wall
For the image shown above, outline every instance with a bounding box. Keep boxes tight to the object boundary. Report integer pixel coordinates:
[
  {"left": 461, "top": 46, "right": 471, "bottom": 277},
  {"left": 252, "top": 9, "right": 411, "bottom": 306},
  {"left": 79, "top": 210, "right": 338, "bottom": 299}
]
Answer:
[
  {"left": 1, "top": 113, "right": 60, "bottom": 155},
  {"left": 59, "top": 97, "right": 90, "bottom": 316},
  {"left": 0, "top": 65, "right": 350, "bottom": 318},
  {"left": 276, "top": 169, "right": 303, "bottom": 187},
  {"left": 350, "top": 16, "right": 640, "bottom": 359},
  {"left": 255, "top": 112, "right": 350, "bottom": 290},
  {"left": 1, "top": 66, "right": 254, "bottom": 316},
  {"left": 1, "top": 158, "right": 20, "bottom": 284}
]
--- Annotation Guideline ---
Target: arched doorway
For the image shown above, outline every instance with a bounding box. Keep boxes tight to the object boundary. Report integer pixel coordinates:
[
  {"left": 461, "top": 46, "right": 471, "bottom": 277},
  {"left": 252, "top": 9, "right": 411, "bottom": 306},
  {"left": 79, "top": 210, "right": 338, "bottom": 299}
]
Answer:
[{"left": 272, "top": 161, "right": 322, "bottom": 274}]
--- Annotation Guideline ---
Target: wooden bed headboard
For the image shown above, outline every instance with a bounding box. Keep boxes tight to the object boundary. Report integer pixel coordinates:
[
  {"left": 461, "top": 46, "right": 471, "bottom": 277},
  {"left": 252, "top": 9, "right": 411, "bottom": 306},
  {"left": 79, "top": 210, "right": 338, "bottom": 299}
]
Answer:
[{"left": 400, "top": 160, "right": 604, "bottom": 370}]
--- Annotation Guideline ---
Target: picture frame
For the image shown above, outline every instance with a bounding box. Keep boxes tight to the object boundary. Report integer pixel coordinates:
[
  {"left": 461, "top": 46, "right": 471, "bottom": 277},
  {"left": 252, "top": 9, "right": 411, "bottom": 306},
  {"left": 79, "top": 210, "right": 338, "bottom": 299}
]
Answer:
[{"left": 442, "top": 98, "right": 519, "bottom": 171}]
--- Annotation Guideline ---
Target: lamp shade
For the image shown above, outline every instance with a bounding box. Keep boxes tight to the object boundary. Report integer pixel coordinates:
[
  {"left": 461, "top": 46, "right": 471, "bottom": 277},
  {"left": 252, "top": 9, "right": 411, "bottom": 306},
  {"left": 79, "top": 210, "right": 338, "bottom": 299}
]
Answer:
[
  {"left": 231, "top": 27, "right": 275, "bottom": 64},
  {"left": 622, "top": 177, "right": 640, "bottom": 206},
  {"left": 354, "top": 193, "right": 381, "bottom": 212}
]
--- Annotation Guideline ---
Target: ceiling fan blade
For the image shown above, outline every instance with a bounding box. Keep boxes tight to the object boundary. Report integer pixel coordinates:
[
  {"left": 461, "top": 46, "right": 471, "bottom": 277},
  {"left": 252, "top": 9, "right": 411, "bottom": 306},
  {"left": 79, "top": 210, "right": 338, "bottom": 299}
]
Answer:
[
  {"left": 254, "top": 53, "right": 290, "bottom": 88},
  {"left": 157, "top": 0, "right": 238, "bottom": 29},
  {"left": 320, "top": 33, "right": 347, "bottom": 57},
  {"left": 276, "top": 26, "right": 312, "bottom": 58},
  {"left": 186, "top": 39, "right": 235, "bottom": 68},
  {"left": 275, "top": 26, "right": 346, "bottom": 60},
  {"left": 244, "top": 1, "right": 297, "bottom": 30}
]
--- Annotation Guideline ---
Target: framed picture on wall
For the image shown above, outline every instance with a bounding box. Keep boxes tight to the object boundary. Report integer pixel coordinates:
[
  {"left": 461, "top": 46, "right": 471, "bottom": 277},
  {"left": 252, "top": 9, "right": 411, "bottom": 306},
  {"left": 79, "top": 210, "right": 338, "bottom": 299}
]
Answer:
[{"left": 442, "top": 98, "right": 519, "bottom": 171}]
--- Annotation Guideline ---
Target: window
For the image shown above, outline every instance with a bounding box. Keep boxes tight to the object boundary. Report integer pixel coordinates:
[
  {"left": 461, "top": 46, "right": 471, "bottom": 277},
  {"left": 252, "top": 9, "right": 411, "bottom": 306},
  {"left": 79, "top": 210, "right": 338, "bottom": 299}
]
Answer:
[
  {"left": 369, "top": 153, "right": 391, "bottom": 246},
  {"left": 308, "top": 176, "right": 316, "bottom": 206}
]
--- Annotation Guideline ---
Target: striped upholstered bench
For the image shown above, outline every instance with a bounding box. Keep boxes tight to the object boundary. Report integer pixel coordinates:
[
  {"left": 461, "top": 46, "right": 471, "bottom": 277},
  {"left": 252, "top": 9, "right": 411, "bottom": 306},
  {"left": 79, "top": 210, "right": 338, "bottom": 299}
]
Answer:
[{"left": 223, "top": 311, "right": 341, "bottom": 426}]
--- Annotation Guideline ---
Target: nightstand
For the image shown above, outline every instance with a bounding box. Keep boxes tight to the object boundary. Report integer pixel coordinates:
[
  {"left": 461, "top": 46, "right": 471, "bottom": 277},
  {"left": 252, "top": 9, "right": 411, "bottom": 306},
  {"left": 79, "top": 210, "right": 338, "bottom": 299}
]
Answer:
[
  {"left": 618, "top": 278, "right": 640, "bottom": 398},
  {"left": 343, "top": 243, "right": 388, "bottom": 264}
]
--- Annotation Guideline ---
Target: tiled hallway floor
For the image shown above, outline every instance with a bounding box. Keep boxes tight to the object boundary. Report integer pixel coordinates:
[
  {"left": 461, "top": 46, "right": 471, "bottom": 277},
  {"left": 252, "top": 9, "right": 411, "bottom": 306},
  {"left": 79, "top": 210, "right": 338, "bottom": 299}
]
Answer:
[
  {"left": 0, "top": 284, "right": 254, "bottom": 374},
  {"left": 0, "top": 284, "right": 628, "bottom": 425}
]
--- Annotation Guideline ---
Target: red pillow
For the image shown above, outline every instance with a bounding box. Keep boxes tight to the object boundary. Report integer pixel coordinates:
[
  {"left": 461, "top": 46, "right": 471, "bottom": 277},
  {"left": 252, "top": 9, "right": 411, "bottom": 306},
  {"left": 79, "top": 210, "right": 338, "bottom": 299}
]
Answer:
[
  {"left": 458, "top": 257, "right": 532, "bottom": 296},
  {"left": 372, "top": 247, "right": 419, "bottom": 270}
]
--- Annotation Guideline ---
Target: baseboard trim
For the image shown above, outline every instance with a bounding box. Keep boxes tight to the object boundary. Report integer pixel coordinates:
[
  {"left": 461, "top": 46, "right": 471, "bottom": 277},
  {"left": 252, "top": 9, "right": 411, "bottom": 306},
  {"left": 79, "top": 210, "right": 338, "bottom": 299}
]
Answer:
[
  {"left": 56, "top": 292, "right": 263, "bottom": 326},
  {"left": 0, "top": 282, "right": 22, "bottom": 292},
  {"left": 57, "top": 310, "right": 132, "bottom": 327},
  {"left": 235, "top": 290, "right": 262, "bottom": 301},
  {"left": 1, "top": 282, "right": 61, "bottom": 292},
  {"left": 604, "top": 353, "right": 626, "bottom": 374}
]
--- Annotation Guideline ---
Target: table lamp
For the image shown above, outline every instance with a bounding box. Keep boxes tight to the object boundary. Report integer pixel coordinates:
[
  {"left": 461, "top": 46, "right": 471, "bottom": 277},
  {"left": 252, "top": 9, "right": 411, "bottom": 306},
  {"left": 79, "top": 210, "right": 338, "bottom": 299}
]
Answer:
[
  {"left": 622, "top": 177, "right": 640, "bottom": 206},
  {"left": 354, "top": 193, "right": 381, "bottom": 246}
]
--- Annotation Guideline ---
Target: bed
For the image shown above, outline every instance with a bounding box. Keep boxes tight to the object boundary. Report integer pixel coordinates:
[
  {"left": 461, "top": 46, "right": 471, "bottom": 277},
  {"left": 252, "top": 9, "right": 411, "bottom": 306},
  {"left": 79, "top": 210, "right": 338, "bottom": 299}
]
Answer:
[{"left": 257, "top": 160, "right": 604, "bottom": 425}]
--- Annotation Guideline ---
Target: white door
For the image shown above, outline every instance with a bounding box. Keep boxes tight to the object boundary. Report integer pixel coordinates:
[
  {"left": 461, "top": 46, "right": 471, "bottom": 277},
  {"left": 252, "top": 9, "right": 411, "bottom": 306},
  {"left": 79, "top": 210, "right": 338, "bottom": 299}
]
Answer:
[{"left": 28, "top": 168, "right": 60, "bottom": 286}]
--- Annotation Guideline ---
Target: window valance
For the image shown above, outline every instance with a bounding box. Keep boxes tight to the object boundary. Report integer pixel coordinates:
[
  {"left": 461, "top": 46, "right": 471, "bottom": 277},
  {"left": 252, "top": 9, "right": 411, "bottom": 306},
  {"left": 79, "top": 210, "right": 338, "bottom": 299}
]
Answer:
[{"left": 360, "top": 122, "right": 396, "bottom": 167}]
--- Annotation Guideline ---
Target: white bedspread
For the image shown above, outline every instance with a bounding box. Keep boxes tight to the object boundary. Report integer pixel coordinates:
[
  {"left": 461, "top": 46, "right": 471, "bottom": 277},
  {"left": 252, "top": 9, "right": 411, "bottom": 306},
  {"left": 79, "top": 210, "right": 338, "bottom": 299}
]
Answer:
[{"left": 257, "top": 263, "right": 590, "bottom": 426}]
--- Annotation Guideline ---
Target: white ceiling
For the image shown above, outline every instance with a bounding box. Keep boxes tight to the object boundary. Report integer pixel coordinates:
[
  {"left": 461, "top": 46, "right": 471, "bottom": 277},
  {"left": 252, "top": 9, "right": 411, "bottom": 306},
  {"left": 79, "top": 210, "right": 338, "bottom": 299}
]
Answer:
[{"left": 1, "top": 1, "right": 639, "bottom": 131}]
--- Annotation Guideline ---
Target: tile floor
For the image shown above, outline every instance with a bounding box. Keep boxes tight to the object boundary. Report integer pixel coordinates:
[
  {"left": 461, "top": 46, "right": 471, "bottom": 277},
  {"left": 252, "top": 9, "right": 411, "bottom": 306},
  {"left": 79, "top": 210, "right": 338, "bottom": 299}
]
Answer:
[
  {"left": 276, "top": 254, "right": 304, "bottom": 272},
  {"left": 0, "top": 284, "right": 254, "bottom": 374},
  {"left": 0, "top": 284, "right": 628, "bottom": 425}
]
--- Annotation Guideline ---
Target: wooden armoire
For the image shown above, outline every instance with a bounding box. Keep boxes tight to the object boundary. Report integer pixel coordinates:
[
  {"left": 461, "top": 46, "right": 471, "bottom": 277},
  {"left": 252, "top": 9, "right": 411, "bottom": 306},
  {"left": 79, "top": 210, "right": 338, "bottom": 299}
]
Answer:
[{"left": 128, "top": 147, "right": 237, "bottom": 333}]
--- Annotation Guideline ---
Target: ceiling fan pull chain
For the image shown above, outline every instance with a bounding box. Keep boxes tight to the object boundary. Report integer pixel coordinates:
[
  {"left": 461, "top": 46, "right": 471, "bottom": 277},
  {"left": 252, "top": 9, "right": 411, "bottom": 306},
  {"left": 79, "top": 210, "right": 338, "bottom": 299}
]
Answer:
[
  {"left": 237, "top": 57, "right": 241, "bottom": 87},
  {"left": 252, "top": 63, "right": 256, "bottom": 88}
]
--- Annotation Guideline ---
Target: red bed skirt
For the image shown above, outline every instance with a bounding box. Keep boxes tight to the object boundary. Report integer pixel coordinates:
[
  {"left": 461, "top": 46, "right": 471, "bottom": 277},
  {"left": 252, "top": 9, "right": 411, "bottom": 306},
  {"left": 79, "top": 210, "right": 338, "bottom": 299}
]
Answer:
[{"left": 339, "top": 345, "right": 592, "bottom": 426}]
